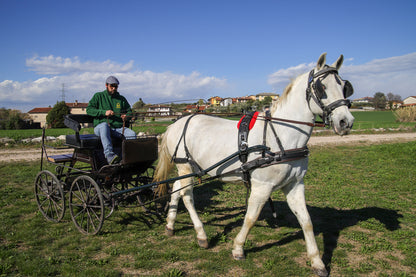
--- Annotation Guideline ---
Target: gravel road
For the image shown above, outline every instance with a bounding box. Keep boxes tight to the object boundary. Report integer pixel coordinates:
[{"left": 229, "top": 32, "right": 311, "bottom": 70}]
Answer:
[{"left": 1, "top": 132, "right": 415, "bottom": 163}]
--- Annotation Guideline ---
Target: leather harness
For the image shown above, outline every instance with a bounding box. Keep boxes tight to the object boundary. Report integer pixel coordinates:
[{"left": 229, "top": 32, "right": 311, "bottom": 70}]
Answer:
[{"left": 171, "top": 113, "right": 310, "bottom": 182}]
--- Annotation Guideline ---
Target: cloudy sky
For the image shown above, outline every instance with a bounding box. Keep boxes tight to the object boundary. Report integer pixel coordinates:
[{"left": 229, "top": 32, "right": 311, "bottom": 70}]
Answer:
[{"left": 1, "top": 0, "right": 415, "bottom": 112}]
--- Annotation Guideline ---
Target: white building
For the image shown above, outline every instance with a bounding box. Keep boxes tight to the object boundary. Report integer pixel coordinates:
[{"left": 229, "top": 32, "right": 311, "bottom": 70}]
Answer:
[{"left": 403, "top": 96, "right": 416, "bottom": 106}]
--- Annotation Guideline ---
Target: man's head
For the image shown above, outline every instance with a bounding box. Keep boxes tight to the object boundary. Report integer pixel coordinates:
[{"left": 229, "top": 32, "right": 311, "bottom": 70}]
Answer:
[{"left": 105, "top": 76, "right": 119, "bottom": 95}]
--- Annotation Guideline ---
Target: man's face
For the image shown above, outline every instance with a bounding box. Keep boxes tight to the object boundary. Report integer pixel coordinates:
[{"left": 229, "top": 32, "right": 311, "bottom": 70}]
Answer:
[{"left": 106, "top": 83, "right": 118, "bottom": 95}]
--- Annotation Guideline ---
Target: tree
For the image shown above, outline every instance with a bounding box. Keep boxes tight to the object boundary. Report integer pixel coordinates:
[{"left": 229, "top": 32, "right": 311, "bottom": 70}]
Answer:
[
  {"left": 132, "top": 98, "right": 146, "bottom": 111},
  {"left": 373, "top": 92, "right": 387, "bottom": 110},
  {"left": 263, "top": 96, "right": 273, "bottom": 105},
  {"left": 47, "top": 101, "right": 70, "bottom": 128},
  {"left": 386, "top": 93, "right": 402, "bottom": 109},
  {"left": 0, "top": 108, "right": 28, "bottom": 130}
]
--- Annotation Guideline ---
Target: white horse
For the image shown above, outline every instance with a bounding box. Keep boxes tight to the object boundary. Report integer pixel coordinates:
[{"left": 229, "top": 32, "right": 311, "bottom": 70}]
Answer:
[{"left": 153, "top": 53, "right": 354, "bottom": 276}]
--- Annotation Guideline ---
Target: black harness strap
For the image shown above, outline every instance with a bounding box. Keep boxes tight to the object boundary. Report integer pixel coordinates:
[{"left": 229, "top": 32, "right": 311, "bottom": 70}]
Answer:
[
  {"left": 236, "top": 112, "right": 257, "bottom": 204},
  {"left": 171, "top": 114, "right": 205, "bottom": 176},
  {"left": 238, "top": 111, "right": 257, "bottom": 164}
]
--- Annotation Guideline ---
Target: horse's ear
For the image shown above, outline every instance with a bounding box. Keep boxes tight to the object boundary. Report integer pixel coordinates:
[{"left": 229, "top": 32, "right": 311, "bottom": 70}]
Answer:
[
  {"left": 317, "top": 53, "right": 327, "bottom": 70},
  {"left": 331, "top": 54, "right": 344, "bottom": 70}
]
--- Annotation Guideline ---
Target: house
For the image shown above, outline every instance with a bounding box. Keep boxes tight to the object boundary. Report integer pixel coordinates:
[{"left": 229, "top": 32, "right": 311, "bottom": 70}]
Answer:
[
  {"left": 403, "top": 96, "right": 416, "bottom": 107},
  {"left": 27, "top": 107, "right": 52, "bottom": 128},
  {"left": 387, "top": 100, "right": 402, "bottom": 109},
  {"left": 28, "top": 101, "right": 89, "bottom": 128},
  {"left": 255, "top": 92, "right": 279, "bottom": 101},
  {"left": 146, "top": 105, "right": 173, "bottom": 116},
  {"left": 220, "top": 98, "right": 234, "bottom": 107},
  {"left": 208, "top": 96, "right": 222, "bottom": 106},
  {"left": 66, "top": 100, "right": 88, "bottom": 114},
  {"left": 352, "top": 97, "right": 373, "bottom": 104},
  {"left": 183, "top": 105, "right": 207, "bottom": 113},
  {"left": 234, "top": 96, "right": 252, "bottom": 103}
]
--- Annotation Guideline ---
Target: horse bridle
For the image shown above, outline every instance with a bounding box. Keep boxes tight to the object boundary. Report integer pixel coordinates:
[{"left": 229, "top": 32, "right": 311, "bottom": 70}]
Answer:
[{"left": 306, "top": 66, "right": 354, "bottom": 126}]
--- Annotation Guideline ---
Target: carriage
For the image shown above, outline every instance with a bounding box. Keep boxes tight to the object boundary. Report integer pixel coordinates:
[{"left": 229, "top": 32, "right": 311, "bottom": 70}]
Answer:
[
  {"left": 34, "top": 54, "right": 354, "bottom": 276},
  {"left": 34, "top": 113, "right": 162, "bottom": 235}
]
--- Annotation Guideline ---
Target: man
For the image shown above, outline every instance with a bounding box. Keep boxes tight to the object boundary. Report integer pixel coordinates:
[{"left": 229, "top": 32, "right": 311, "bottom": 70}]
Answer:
[{"left": 87, "top": 76, "right": 136, "bottom": 164}]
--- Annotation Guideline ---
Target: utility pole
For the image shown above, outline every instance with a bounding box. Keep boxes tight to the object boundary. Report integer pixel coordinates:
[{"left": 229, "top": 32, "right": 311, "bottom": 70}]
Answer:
[{"left": 61, "top": 83, "right": 66, "bottom": 102}]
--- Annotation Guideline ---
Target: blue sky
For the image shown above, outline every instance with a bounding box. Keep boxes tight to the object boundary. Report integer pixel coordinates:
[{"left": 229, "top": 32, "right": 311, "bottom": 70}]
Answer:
[{"left": 1, "top": 0, "right": 415, "bottom": 112}]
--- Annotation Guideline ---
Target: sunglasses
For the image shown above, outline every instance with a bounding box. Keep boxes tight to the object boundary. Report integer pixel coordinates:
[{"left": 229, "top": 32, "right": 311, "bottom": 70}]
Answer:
[{"left": 109, "top": 84, "right": 118, "bottom": 88}]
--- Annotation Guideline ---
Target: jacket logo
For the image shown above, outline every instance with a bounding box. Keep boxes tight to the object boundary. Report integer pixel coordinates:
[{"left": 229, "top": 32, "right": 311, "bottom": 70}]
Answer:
[{"left": 116, "top": 103, "right": 121, "bottom": 109}]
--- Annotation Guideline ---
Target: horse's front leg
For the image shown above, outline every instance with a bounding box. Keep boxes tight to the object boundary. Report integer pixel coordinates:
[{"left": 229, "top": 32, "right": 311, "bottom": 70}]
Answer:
[
  {"left": 232, "top": 185, "right": 271, "bottom": 260},
  {"left": 283, "top": 181, "right": 328, "bottom": 277}
]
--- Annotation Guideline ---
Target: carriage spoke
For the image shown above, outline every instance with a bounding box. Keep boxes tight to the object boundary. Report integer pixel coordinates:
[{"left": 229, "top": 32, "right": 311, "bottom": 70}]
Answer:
[{"left": 69, "top": 176, "right": 104, "bottom": 235}]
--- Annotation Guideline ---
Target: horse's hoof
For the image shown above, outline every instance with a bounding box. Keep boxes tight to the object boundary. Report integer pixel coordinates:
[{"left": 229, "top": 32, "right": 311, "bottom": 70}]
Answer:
[
  {"left": 232, "top": 253, "right": 245, "bottom": 260},
  {"left": 165, "top": 226, "right": 174, "bottom": 237},
  {"left": 313, "top": 267, "right": 328, "bottom": 277},
  {"left": 198, "top": 239, "right": 209, "bottom": 249}
]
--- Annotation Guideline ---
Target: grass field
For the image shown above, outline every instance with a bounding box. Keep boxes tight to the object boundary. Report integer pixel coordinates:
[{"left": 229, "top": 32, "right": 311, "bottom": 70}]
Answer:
[
  {"left": 1, "top": 142, "right": 415, "bottom": 276},
  {"left": 350, "top": 111, "right": 415, "bottom": 130},
  {"left": 0, "top": 111, "right": 415, "bottom": 142}
]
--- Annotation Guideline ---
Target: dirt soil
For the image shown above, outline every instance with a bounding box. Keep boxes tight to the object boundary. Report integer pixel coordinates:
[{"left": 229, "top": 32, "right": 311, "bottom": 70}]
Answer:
[{"left": 1, "top": 132, "right": 415, "bottom": 163}]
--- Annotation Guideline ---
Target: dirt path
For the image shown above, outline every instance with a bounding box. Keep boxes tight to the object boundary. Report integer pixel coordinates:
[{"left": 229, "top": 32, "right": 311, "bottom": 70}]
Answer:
[
  {"left": 307, "top": 132, "right": 416, "bottom": 146},
  {"left": 1, "top": 132, "right": 415, "bottom": 163}
]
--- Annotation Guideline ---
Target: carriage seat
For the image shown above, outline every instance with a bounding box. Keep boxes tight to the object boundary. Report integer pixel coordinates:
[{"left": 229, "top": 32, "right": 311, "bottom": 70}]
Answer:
[
  {"left": 64, "top": 114, "right": 124, "bottom": 149},
  {"left": 64, "top": 114, "right": 101, "bottom": 149}
]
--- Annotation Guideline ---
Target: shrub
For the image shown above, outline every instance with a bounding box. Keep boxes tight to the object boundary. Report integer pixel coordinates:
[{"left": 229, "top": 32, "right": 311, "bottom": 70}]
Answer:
[{"left": 393, "top": 106, "right": 416, "bottom": 122}]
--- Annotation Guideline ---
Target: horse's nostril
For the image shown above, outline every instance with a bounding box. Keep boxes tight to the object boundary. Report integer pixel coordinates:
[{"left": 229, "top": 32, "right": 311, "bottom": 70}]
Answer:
[{"left": 340, "top": 119, "right": 347, "bottom": 129}]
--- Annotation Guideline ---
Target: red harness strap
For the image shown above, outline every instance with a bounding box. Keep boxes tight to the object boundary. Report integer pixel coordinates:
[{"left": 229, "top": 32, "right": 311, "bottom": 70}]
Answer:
[{"left": 237, "top": 111, "right": 259, "bottom": 130}]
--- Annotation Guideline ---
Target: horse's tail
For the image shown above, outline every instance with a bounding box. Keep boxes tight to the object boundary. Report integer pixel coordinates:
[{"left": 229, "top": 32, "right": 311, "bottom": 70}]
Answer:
[{"left": 153, "top": 132, "right": 174, "bottom": 197}]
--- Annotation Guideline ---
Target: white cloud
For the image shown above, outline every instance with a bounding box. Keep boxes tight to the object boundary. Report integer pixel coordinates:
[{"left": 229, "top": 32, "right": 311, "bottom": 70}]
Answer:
[
  {"left": 341, "top": 52, "right": 416, "bottom": 98},
  {"left": 0, "top": 55, "right": 228, "bottom": 111},
  {"left": 26, "top": 55, "right": 134, "bottom": 75},
  {"left": 267, "top": 62, "right": 314, "bottom": 90},
  {"left": 268, "top": 52, "right": 416, "bottom": 100}
]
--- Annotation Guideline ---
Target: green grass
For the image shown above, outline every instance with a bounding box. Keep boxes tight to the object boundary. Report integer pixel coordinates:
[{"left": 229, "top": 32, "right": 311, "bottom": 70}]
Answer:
[
  {"left": 351, "top": 110, "right": 415, "bottom": 130},
  {"left": 1, "top": 111, "right": 415, "bottom": 142},
  {"left": 1, "top": 142, "right": 415, "bottom": 276}
]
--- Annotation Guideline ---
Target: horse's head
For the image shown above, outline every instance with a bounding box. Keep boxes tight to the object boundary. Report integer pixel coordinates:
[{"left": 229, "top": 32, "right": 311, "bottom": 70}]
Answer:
[{"left": 307, "top": 53, "right": 355, "bottom": 135}]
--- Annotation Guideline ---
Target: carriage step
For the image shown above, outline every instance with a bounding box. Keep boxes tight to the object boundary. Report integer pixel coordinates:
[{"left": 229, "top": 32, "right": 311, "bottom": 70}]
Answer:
[{"left": 47, "top": 154, "right": 73, "bottom": 163}]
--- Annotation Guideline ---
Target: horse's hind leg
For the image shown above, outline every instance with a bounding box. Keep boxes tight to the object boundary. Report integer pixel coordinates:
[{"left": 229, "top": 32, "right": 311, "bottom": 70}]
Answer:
[
  {"left": 166, "top": 164, "right": 208, "bottom": 248},
  {"left": 165, "top": 180, "right": 181, "bottom": 237},
  {"left": 283, "top": 181, "right": 328, "bottom": 277}
]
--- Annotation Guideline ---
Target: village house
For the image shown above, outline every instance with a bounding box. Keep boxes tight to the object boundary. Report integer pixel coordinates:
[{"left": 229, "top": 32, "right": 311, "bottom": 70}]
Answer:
[
  {"left": 402, "top": 96, "right": 416, "bottom": 107},
  {"left": 208, "top": 96, "right": 222, "bottom": 106},
  {"left": 234, "top": 96, "right": 253, "bottom": 103},
  {"left": 28, "top": 101, "right": 88, "bottom": 128},
  {"left": 255, "top": 92, "right": 279, "bottom": 101},
  {"left": 183, "top": 105, "right": 207, "bottom": 113},
  {"left": 146, "top": 105, "right": 174, "bottom": 116},
  {"left": 352, "top": 97, "right": 374, "bottom": 104},
  {"left": 220, "top": 98, "right": 234, "bottom": 107}
]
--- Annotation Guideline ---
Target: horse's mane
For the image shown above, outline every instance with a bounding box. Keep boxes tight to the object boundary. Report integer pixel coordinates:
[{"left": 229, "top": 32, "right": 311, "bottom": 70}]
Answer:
[{"left": 270, "top": 77, "right": 296, "bottom": 114}]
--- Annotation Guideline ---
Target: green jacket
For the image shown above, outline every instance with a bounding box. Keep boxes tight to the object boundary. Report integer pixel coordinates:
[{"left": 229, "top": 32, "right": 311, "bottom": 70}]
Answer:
[{"left": 86, "top": 90, "right": 133, "bottom": 128}]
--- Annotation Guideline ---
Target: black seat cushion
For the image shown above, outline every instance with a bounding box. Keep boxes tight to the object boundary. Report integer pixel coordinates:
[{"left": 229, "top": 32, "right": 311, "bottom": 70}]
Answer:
[{"left": 65, "top": 134, "right": 101, "bottom": 149}]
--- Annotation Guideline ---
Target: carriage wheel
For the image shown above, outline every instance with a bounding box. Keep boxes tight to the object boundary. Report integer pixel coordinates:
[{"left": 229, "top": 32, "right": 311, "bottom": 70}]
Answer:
[
  {"left": 69, "top": 176, "right": 104, "bottom": 235},
  {"left": 34, "top": 170, "right": 65, "bottom": 222}
]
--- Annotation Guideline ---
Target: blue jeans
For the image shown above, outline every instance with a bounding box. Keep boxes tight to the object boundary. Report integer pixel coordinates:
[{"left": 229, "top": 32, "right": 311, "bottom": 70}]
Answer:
[{"left": 94, "top": 122, "right": 136, "bottom": 162}]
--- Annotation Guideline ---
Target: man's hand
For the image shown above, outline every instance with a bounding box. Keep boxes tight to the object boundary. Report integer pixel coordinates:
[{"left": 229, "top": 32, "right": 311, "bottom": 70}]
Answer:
[
  {"left": 105, "top": 110, "right": 115, "bottom": 116},
  {"left": 120, "top": 114, "right": 127, "bottom": 120}
]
